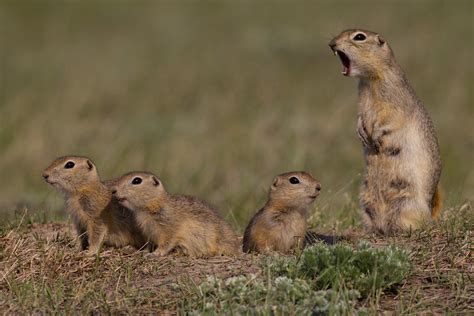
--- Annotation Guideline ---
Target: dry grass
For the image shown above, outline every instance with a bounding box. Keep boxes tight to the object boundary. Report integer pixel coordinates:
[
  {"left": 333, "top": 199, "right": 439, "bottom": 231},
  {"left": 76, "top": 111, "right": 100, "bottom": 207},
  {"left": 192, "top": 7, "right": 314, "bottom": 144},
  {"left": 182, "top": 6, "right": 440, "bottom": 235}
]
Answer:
[
  {"left": 0, "top": 220, "right": 261, "bottom": 313},
  {"left": 360, "top": 202, "right": 474, "bottom": 313},
  {"left": 1, "top": 202, "right": 472, "bottom": 314}
]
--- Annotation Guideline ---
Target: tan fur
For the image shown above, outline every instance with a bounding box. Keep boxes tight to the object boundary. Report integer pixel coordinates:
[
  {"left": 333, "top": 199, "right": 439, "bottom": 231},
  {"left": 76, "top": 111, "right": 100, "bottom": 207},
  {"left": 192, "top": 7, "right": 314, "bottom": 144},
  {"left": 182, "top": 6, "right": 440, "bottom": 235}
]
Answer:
[
  {"left": 43, "top": 156, "right": 149, "bottom": 254},
  {"left": 329, "top": 29, "right": 442, "bottom": 234},
  {"left": 431, "top": 186, "right": 442, "bottom": 220},
  {"left": 243, "top": 171, "right": 321, "bottom": 254},
  {"left": 112, "top": 172, "right": 240, "bottom": 257}
]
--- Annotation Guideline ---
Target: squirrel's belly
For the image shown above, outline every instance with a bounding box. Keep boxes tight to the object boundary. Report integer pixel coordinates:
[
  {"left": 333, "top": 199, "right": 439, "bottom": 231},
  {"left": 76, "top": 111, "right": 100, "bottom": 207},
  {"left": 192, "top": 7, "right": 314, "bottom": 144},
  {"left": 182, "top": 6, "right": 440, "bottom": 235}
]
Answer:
[
  {"left": 364, "top": 134, "right": 431, "bottom": 206},
  {"left": 365, "top": 152, "right": 400, "bottom": 180},
  {"left": 364, "top": 146, "right": 411, "bottom": 198}
]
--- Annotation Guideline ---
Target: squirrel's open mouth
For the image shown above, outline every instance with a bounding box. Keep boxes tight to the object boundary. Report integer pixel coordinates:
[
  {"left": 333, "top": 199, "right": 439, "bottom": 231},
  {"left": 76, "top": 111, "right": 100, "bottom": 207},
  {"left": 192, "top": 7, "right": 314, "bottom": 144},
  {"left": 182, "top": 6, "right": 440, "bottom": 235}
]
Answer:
[
  {"left": 116, "top": 197, "right": 127, "bottom": 202},
  {"left": 334, "top": 50, "right": 350, "bottom": 76}
]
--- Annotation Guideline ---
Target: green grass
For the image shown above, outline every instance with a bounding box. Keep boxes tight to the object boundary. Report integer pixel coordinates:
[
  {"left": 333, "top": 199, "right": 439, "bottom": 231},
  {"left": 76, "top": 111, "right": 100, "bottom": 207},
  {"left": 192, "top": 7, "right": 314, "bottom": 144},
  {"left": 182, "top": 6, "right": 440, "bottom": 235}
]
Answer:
[{"left": 0, "top": 1, "right": 472, "bottom": 231}]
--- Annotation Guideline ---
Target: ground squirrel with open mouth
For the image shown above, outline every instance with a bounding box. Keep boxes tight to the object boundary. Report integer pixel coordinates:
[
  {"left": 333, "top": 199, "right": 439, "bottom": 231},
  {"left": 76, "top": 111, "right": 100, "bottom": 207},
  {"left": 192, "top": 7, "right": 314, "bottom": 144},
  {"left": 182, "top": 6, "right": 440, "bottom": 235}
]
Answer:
[{"left": 329, "top": 29, "right": 442, "bottom": 233}]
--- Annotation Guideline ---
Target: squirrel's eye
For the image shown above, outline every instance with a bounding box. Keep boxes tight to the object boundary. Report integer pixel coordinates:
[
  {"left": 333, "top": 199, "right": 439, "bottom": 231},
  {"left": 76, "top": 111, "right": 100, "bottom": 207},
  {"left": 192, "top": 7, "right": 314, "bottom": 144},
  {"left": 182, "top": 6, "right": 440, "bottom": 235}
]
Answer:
[
  {"left": 64, "top": 161, "right": 75, "bottom": 169},
  {"left": 353, "top": 33, "right": 366, "bottom": 41},
  {"left": 132, "top": 177, "right": 142, "bottom": 185},
  {"left": 289, "top": 177, "right": 300, "bottom": 184}
]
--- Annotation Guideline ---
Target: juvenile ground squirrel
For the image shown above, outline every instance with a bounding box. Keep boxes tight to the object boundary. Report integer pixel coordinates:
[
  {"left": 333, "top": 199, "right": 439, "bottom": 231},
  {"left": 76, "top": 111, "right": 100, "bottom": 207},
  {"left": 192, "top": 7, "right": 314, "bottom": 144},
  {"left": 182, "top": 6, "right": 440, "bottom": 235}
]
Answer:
[
  {"left": 329, "top": 29, "right": 442, "bottom": 233},
  {"left": 243, "top": 171, "right": 322, "bottom": 254},
  {"left": 43, "top": 156, "right": 149, "bottom": 253},
  {"left": 111, "top": 172, "right": 240, "bottom": 257}
]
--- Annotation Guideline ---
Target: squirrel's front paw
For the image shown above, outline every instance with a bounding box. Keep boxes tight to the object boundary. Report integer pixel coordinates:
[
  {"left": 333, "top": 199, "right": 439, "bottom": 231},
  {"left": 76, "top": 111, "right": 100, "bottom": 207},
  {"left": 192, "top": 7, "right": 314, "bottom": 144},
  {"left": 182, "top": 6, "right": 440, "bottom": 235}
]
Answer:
[
  {"left": 146, "top": 250, "right": 167, "bottom": 258},
  {"left": 357, "top": 126, "right": 371, "bottom": 148},
  {"left": 371, "top": 129, "right": 389, "bottom": 154},
  {"left": 85, "top": 249, "right": 100, "bottom": 257},
  {"left": 372, "top": 137, "right": 382, "bottom": 153},
  {"left": 357, "top": 117, "right": 371, "bottom": 148}
]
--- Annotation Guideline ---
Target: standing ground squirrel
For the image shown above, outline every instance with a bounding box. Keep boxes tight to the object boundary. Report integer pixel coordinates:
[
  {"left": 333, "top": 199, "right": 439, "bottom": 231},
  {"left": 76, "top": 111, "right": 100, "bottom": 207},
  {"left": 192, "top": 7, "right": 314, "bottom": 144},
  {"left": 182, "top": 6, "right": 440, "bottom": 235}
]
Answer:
[
  {"left": 243, "top": 171, "right": 322, "bottom": 254},
  {"left": 111, "top": 172, "right": 240, "bottom": 257},
  {"left": 329, "top": 29, "right": 442, "bottom": 233},
  {"left": 43, "top": 156, "right": 149, "bottom": 254}
]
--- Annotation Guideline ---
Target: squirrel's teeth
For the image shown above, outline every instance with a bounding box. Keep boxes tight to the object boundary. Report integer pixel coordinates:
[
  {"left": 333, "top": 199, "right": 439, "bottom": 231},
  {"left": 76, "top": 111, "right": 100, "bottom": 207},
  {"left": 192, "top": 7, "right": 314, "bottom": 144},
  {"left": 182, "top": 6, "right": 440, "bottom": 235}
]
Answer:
[
  {"left": 341, "top": 66, "right": 349, "bottom": 76},
  {"left": 334, "top": 51, "right": 338, "bottom": 56}
]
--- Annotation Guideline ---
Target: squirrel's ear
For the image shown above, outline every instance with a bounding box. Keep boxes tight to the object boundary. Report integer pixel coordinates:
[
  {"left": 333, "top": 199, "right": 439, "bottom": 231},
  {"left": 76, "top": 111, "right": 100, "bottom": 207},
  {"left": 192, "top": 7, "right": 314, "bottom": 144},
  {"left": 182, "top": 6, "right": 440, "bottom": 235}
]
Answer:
[
  {"left": 86, "top": 160, "right": 94, "bottom": 170},
  {"left": 271, "top": 177, "right": 280, "bottom": 190},
  {"left": 377, "top": 34, "right": 386, "bottom": 46},
  {"left": 152, "top": 176, "right": 160, "bottom": 187}
]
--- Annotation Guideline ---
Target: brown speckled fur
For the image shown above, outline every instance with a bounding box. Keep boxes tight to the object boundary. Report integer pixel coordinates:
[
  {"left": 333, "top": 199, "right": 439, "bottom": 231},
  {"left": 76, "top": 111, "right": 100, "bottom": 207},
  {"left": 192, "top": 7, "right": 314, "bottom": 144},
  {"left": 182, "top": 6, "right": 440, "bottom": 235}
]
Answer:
[
  {"left": 329, "top": 30, "right": 442, "bottom": 233},
  {"left": 43, "top": 156, "right": 149, "bottom": 254},
  {"left": 243, "top": 171, "right": 321, "bottom": 254},
  {"left": 112, "top": 172, "right": 240, "bottom": 257}
]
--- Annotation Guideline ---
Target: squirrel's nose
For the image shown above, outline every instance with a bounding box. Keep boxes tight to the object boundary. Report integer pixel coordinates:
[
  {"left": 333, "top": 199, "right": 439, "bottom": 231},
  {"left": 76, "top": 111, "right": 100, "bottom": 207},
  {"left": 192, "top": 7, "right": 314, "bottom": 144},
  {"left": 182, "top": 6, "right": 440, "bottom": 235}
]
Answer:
[
  {"left": 315, "top": 183, "right": 322, "bottom": 192},
  {"left": 42, "top": 173, "right": 49, "bottom": 180},
  {"left": 329, "top": 40, "right": 337, "bottom": 51},
  {"left": 111, "top": 189, "right": 117, "bottom": 195}
]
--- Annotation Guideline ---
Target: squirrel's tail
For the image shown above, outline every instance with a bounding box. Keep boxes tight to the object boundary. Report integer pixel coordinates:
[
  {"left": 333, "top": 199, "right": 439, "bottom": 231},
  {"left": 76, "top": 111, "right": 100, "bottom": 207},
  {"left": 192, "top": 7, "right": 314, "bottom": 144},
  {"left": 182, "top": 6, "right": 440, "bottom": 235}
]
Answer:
[
  {"left": 431, "top": 186, "right": 442, "bottom": 220},
  {"left": 304, "top": 230, "right": 344, "bottom": 246}
]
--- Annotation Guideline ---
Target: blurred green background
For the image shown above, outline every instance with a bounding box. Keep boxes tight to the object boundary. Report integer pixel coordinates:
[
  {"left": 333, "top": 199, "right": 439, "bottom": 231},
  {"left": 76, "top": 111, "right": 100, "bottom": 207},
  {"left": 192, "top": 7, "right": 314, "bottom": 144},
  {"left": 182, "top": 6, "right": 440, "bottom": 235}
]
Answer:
[{"left": 0, "top": 1, "right": 472, "bottom": 232}]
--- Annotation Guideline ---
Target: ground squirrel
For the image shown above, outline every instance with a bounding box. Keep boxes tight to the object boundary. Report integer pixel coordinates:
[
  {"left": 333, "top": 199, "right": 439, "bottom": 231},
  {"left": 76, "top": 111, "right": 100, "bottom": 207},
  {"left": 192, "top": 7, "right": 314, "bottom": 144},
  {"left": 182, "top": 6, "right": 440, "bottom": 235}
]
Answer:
[
  {"left": 243, "top": 171, "right": 322, "bottom": 254},
  {"left": 43, "top": 156, "right": 149, "bottom": 253},
  {"left": 329, "top": 29, "right": 442, "bottom": 233},
  {"left": 111, "top": 172, "right": 240, "bottom": 257}
]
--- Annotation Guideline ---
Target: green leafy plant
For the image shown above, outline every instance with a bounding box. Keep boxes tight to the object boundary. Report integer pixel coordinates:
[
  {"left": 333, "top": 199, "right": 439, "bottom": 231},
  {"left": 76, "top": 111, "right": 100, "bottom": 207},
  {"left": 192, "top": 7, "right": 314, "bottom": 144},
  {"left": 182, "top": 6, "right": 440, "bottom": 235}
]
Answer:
[
  {"left": 264, "top": 241, "right": 411, "bottom": 297},
  {"left": 187, "top": 275, "right": 360, "bottom": 315},
  {"left": 184, "top": 242, "right": 410, "bottom": 314}
]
